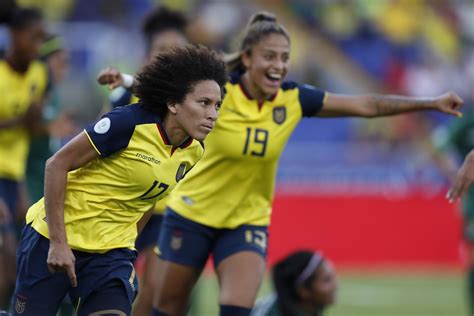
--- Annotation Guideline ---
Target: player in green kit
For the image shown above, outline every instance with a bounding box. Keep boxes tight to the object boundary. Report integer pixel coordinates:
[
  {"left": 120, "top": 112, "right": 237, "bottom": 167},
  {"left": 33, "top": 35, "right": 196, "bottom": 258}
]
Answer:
[{"left": 436, "top": 109, "right": 474, "bottom": 314}]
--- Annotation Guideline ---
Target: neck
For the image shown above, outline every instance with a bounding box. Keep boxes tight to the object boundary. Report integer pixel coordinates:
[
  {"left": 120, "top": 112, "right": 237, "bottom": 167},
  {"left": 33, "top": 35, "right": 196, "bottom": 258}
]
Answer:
[
  {"left": 5, "top": 50, "right": 29, "bottom": 73},
  {"left": 241, "top": 72, "right": 268, "bottom": 103},
  {"left": 298, "top": 301, "right": 324, "bottom": 316},
  {"left": 162, "top": 114, "right": 188, "bottom": 147}
]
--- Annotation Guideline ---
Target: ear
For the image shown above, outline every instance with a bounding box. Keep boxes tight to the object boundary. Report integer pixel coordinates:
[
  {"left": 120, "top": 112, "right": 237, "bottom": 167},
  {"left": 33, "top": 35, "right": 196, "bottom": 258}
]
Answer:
[
  {"left": 167, "top": 102, "right": 178, "bottom": 115},
  {"left": 241, "top": 50, "right": 251, "bottom": 69},
  {"left": 296, "top": 286, "right": 312, "bottom": 301}
]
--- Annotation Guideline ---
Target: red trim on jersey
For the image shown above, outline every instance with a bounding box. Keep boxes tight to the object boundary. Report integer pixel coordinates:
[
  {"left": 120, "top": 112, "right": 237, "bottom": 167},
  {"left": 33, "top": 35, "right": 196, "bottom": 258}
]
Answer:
[
  {"left": 240, "top": 81, "right": 278, "bottom": 111},
  {"left": 156, "top": 123, "right": 170, "bottom": 145},
  {"left": 239, "top": 82, "right": 253, "bottom": 100},
  {"left": 179, "top": 137, "right": 193, "bottom": 149}
]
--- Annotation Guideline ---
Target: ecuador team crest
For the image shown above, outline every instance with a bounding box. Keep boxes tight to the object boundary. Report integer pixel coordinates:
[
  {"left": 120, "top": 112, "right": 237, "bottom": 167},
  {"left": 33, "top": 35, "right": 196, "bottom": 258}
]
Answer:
[
  {"left": 175, "top": 162, "right": 188, "bottom": 182},
  {"left": 15, "top": 294, "right": 26, "bottom": 314},
  {"left": 273, "top": 106, "right": 286, "bottom": 125}
]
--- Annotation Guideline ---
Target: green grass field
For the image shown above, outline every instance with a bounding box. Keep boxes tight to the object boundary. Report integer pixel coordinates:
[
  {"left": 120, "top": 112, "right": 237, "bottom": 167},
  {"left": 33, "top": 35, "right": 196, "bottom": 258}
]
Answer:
[{"left": 190, "top": 269, "right": 467, "bottom": 316}]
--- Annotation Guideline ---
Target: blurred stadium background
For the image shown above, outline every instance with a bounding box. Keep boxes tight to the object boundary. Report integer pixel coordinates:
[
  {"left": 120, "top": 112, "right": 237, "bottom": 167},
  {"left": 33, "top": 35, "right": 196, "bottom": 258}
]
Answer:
[{"left": 2, "top": 0, "right": 473, "bottom": 315}]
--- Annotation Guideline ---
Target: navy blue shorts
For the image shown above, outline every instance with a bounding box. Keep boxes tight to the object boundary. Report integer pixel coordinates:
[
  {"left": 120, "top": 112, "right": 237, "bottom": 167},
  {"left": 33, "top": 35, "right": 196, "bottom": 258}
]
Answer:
[
  {"left": 135, "top": 214, "right": 162, "bottom": 252},
  {"left": 157, "top": 208, "right": 268, "bottom": 269},
  {"left": 12, "top": 225, "right": 138, "bottom": 316}
]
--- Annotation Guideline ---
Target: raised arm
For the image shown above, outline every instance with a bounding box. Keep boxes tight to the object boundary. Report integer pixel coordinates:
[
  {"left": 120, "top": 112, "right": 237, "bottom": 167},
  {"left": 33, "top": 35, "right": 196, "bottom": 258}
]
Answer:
[
  {"left": 97, "top": 67, "right": 134, "bottom": 90},
  {"left": 317, "top": 91, "right": 463, "bottom": 118},
  {"left": 44, "top": 132, "right": 99, "bottom": 287}
]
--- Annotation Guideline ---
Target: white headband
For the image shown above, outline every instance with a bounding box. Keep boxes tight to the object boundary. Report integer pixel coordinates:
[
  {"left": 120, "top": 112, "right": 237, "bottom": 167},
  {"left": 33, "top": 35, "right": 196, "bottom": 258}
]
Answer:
[{"left": 294, "top": 252, "right": 323, "bottom": 288}]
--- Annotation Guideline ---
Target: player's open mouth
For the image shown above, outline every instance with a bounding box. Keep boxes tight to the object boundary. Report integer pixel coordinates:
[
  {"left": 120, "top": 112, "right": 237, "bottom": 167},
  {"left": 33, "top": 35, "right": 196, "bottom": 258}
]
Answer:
[{"left": 265, "top": 73, "right": 282, "bottom": 83}]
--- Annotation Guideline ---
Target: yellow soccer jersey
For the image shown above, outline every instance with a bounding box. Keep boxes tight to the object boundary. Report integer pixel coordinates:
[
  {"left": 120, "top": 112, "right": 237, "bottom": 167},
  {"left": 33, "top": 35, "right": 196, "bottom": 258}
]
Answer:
[
  {"left": 0, "top": 59, "right": 49, "bottom": 180},
  {"left": 167, "top": 73, "right": 326, "bottom": 228},
  {"left": 26, "top": 103, "right": 204, "bottom": 252},
  {"left": 109, "top": 89, "right": 169, "bottom": 215}
]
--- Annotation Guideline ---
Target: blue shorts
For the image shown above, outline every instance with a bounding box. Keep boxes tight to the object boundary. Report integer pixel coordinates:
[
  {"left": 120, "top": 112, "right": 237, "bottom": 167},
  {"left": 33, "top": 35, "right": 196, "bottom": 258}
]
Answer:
[
  {"left": 135, "top": 214, "right": 162, "bottom": 252},
  {"left": 157, "top": 208, "right": 268, "bottom": 269},
  {"left": 13, "top": 224, "right": 138, "bottom": 316}
]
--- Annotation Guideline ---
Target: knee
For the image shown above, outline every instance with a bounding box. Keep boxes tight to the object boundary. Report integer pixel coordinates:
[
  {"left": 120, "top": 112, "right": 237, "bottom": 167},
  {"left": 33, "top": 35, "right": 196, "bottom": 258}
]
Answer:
[
  {"left": 219, "top": 289, "right": 257, "bottom": 308},
  {"left": 155, "top": 293, "right": 188, "bottom": 316}
]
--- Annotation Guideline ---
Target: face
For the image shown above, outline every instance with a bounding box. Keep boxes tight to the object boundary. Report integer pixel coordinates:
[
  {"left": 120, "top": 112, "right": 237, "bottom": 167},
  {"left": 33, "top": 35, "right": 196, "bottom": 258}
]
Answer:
[
  {"left": 310, "top": 261, "right": 338, "bottom": 306},
  {"left": 12, "top": 20, "right": 46, "bottom": 64},
  {"left": 170, "top": 80, "right": 222, "bottom": 141},
  {"left": 148, "top": 30, "right": 188, "bottom": 62},
  {"left": 242, "top": 33, "right": 290, "bottom": 98}
]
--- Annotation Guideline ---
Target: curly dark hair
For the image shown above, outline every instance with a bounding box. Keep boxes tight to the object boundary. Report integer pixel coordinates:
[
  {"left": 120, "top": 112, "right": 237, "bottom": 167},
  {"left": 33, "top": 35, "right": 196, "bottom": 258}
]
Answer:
[{"left": 134, "top": 44, "right": 228, "bottom": 117}]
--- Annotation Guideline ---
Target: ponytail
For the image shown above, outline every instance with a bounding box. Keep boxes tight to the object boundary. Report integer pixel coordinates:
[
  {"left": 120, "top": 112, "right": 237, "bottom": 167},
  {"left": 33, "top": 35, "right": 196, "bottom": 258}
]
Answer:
[{"left": 226, "top": 11, "right": 289, "bottom": 74}]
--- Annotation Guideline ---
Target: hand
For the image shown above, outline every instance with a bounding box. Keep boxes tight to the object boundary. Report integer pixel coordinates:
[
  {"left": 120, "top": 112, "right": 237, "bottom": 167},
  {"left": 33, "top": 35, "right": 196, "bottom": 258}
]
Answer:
[
  {"left": 433, "top": 91, "right": 464, "bottom": 117},
  {"left": 447, "top": 150, "right": 474, "bottom": 203},
  {"left": 96, "top": 67, "right": 124, "bottom": 90},
  {"left": 47, "top": 242, "right": 77, "bottom": 287}
]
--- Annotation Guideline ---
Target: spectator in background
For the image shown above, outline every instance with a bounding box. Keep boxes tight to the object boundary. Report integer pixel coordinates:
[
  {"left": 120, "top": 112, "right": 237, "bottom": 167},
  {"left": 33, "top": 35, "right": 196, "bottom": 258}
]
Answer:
[
  {"left": 251, "top": 250, "right": 337, "bottom": 316},
  {"left": 0, "top": 0, "right": 48, "bottom": 309},
  {"left": 26, "top": 34, "right": 77, "bottom": 204},
  {"left": 436, "top": 109, "right": 474, "bottom": 314}
]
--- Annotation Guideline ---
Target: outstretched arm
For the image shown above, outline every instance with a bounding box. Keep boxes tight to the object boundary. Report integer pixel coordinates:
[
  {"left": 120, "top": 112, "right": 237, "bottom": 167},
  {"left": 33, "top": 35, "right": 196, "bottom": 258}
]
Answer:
[
  {"left": 318, "top": 91, "right": 463, "bottom": 118},
  {"left": 447, "top": 150, "right": 474, "bottom": 203},
  {"left": 97, "top": 67, "right": 134, "bottom": 90},
  {"left": 45, "top": 132, "right": 99, "bottom": 287}
]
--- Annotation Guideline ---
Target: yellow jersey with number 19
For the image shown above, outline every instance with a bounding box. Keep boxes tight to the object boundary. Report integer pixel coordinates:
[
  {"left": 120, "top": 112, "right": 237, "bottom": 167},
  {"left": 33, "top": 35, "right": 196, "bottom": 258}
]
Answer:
[
  {"left": 0, "top": 59, "right": 49, "bottom": 180},
  {"left": 26, "top": 104, "right": 204, "bottom": 253},
  {"left": 167, "top": 73, "right": 326, "bottom": 228}
]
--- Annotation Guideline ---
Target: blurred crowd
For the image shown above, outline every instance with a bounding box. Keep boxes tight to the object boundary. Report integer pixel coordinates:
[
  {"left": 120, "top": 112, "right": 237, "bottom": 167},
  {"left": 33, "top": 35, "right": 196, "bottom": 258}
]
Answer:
[{"left": 1, "top": 0, "right": 473, "bottom": 194}]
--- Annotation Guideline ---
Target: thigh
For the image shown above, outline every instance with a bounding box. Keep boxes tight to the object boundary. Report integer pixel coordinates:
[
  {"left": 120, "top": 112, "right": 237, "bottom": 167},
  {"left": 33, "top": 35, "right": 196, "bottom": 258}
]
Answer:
[
  {"left": 77, "top": 280, "right": 130, "bottom": 316},
  {"left": 153, "top": 257, "right": 202, "bottom": 316},
  {"left": 157, "top": 208, "right": 213, "bottom": 268},
  {"left": 214, "top": 226, "right": 268, "bottom": 307},
  {"left": 216, "top": 251, "right": 266, "bottom": 308},
  {"left": 13, "top": 225, "right": 69, "bottom": 316},
  {"left": 154, "top": 209, "right": 213, "bottom": 315},
  {"left": 71, "top": 249, "right": 138, "bottom": 312}
]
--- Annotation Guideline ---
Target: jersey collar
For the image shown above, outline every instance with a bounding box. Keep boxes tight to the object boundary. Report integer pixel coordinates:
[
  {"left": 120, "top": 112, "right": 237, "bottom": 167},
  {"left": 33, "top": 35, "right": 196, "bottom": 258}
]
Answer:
[
  {"left": 237, "top": 75, "right": 278, "bottom": 108},
  {"left": 156, "top": 120, "right": 193, "bottom": 150}
]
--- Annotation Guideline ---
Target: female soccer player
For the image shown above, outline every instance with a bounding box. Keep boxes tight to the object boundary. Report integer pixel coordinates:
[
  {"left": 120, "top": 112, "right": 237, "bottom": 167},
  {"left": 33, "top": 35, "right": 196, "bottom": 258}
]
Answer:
[
  {"left": 251, "top": 250, "right": 337, "bottom": 316},
  {"left": 97, "top": 6, "right": 190, "bottom": 316},
  {"left": 12, "top": 45, "right": 227, "bottom": 316},
  {"left": 0, "top": 1, "right": 48, "bottom": 309},
  {"left": 99, "top": 12, "right": 464, "bottom": 316}
]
